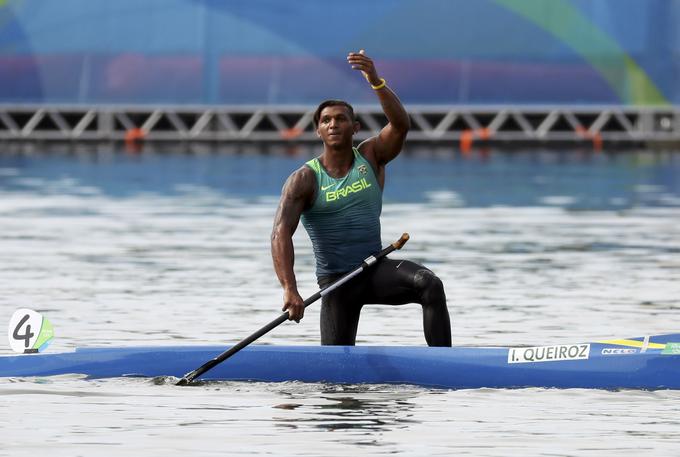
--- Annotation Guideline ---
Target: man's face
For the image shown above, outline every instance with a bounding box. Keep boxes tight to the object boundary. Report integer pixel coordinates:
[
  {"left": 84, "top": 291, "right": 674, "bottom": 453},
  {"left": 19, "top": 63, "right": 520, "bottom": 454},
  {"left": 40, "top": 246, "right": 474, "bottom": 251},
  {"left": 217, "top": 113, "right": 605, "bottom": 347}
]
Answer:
[{"left": 316, "top": 105, "right": 358, "bottom": 147}]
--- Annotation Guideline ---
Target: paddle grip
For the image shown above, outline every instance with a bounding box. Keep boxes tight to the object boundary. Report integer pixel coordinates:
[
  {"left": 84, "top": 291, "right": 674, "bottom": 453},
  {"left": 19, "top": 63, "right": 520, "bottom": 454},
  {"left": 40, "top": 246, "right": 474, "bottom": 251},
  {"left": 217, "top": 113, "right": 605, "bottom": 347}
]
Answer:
[{"left": 392, "top": 233, "right": 409, "bottom": 250}]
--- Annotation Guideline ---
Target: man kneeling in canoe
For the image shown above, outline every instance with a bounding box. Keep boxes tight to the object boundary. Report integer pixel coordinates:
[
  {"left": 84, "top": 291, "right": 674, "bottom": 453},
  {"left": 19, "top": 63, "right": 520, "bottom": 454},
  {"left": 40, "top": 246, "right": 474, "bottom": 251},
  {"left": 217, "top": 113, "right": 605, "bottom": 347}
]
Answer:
[{"left": 271, "top": 50, "right": 451, "bottom": 346}]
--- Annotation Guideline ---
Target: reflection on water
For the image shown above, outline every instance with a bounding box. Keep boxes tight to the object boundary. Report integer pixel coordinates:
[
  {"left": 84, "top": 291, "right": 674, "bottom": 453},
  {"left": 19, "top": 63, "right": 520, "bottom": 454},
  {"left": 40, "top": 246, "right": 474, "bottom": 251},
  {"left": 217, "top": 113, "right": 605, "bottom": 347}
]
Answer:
[
  {"left": 271, "top": 384, "right": 421, "bottom": 433},
  {"left": 1, "top": 146, "right": 680, "bottom": 456}
]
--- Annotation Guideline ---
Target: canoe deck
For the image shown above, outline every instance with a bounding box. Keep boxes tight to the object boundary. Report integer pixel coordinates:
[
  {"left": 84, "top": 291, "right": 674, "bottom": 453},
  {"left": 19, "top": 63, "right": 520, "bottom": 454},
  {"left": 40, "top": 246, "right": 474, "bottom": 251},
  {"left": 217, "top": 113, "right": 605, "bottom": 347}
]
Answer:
[{"left": 2, "top": 334, "right": 679, "bottom": 390}]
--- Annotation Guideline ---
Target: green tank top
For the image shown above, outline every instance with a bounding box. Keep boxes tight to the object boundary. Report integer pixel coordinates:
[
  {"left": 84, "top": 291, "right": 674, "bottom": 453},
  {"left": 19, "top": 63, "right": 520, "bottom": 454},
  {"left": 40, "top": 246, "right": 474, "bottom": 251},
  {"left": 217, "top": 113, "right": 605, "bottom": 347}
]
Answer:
[{"left": 301, "top": 148, "right": 383, "bottom": 277}]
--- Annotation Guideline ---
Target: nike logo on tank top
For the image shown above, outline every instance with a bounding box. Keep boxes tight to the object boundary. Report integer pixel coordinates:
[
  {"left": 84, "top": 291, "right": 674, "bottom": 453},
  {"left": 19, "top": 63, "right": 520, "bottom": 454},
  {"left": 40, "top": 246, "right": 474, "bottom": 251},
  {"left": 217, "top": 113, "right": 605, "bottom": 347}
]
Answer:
[{"left": 301, "top": 148, "right": 383, "bottom": 277}]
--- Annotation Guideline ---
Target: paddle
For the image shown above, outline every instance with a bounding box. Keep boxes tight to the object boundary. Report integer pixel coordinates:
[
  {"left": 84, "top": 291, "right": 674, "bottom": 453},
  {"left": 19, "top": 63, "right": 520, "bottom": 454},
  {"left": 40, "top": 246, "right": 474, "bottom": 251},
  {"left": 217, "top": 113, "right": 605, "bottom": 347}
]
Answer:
[{"left": 176, "top": 233, "right": 410, "bottom": 385}]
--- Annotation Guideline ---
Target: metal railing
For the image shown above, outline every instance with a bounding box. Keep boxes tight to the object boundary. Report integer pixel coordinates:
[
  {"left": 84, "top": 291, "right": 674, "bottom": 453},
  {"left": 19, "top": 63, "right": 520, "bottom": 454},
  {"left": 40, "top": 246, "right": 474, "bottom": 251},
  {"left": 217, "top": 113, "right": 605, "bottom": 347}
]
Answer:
[{"left": 1, "top": 104, "right": 678, "bottom": 147}]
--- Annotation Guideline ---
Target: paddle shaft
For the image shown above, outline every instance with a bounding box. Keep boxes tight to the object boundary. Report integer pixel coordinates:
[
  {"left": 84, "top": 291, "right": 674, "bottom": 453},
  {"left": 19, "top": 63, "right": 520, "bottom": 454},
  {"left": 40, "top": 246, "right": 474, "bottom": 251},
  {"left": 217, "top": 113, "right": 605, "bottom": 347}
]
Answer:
[{"left": 177, "top": 233, "right": 409, "bottom": 385}]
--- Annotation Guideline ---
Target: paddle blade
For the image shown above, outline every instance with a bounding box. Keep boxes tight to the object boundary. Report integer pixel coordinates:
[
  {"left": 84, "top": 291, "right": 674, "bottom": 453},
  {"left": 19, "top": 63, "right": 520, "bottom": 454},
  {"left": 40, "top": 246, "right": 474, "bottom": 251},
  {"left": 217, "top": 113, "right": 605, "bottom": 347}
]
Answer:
[{"left": 176, "top": 368, "right": 201, "bottom": 385}]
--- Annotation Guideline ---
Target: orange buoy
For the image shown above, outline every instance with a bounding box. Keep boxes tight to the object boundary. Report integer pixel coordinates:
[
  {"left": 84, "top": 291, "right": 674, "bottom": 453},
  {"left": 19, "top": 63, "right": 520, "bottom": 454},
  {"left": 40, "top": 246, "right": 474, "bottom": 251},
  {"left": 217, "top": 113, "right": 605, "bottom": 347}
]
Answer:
[
  {"left": 280, "top": 128, "right": 303, "bottom": 140},
  {"left": 124, "top": 128, "right": 146, "bottom": 153},
  {"left": 460, "top": 129, "right": 473, "bottom": 154}
]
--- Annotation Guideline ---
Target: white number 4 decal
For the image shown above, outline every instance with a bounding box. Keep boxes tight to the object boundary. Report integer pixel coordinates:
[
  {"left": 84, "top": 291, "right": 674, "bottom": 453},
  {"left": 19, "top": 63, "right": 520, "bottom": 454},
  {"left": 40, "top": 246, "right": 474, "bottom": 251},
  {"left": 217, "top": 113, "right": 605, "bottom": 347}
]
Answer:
[{"left": 8, "top": 309, "right": 54, "bottom": 354}]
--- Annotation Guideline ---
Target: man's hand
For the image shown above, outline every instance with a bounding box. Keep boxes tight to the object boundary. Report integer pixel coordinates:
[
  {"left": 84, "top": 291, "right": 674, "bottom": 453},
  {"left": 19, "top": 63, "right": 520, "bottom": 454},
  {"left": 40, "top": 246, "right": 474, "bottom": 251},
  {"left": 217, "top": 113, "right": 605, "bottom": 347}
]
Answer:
[
  {"left": 347, "top": 49, "right": 381, "bottom": 87},
  {"left": 282, "top": 288, "right": 305, "bottom": 322},
  {"left": 350, "top": 49, "right": 409, "bottom": 168}
]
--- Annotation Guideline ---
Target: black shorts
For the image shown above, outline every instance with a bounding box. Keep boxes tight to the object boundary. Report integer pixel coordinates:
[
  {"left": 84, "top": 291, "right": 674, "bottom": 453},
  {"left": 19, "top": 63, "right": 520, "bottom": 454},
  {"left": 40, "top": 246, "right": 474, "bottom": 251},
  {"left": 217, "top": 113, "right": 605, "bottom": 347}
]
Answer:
[{"left": 317, "top": 257, "right": 451, "bottom": 346}]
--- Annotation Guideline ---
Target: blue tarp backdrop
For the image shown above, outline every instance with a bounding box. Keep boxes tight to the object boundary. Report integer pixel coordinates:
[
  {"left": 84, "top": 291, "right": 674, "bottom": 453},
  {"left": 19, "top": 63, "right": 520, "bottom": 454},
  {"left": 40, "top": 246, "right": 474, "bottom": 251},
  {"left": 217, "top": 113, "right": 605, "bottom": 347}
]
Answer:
[{"left": 0, "top": 0, "right": 677, "bottom": 105}]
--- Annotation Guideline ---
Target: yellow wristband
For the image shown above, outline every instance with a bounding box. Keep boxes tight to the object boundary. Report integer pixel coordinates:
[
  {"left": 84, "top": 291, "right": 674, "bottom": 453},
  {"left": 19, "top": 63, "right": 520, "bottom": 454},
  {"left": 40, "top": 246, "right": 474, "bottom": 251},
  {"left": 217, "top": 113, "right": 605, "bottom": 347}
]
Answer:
[{"left": 370, "top": 78, "right": 386, "bottom": 90}]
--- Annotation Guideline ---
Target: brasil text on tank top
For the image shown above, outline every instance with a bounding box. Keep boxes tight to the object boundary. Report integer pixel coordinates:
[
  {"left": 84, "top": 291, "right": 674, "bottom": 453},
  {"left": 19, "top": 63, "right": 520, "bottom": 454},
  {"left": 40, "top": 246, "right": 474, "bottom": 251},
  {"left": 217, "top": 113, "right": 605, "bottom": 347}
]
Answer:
[{"left": 301, "top": 147, "right": 382, "bottom": 277}]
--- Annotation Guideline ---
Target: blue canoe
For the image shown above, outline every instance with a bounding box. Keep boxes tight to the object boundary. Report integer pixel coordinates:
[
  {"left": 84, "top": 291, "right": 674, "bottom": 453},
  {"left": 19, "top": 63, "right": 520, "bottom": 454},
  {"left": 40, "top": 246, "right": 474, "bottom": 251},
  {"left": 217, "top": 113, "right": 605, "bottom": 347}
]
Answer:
[{"left": 1, "top": 333, "right": 679, "bottom": 389}]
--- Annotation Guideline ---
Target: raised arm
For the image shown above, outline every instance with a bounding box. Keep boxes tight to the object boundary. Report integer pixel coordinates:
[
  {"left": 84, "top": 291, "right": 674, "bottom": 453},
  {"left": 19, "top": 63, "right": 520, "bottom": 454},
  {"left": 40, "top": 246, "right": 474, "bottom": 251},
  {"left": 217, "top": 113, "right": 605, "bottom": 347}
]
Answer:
[
  {"left": 348, "top": 49, "right": 410, "bottom": 166},
  {"left": 271, "top": 166, "right": 315, "bottom": 322}
]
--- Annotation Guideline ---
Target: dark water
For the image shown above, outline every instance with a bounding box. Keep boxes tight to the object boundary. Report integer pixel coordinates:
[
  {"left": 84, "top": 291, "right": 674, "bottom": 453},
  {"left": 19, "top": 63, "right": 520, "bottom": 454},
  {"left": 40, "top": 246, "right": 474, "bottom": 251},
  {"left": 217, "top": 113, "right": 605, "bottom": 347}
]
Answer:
[{"left": 1, "top": 145, "right": 679, "bottom": 456}]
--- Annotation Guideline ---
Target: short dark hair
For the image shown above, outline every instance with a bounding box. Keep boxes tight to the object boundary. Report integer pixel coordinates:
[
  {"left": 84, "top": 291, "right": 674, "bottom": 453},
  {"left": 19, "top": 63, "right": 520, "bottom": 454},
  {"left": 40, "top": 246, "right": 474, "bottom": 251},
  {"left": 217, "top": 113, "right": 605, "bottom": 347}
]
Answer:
[{"left": 313, "top": 100, "right": 356, "bottom": 127}]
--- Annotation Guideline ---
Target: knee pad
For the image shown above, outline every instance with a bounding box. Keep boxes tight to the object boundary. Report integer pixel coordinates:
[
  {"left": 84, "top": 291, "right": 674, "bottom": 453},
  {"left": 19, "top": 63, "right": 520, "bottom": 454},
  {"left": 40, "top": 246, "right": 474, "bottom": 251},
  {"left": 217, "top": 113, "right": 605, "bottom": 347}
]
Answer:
[{"left": 413, "top": 269, "right": 445, "bottom": 299}]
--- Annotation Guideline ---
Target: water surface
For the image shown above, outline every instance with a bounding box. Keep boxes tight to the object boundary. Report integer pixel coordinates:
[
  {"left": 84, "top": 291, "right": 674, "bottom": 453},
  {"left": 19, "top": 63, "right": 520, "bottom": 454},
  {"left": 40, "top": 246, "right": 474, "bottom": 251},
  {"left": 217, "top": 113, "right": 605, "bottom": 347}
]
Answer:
[{"left": 1, "top": 146, "right": 679, "bottom": 456}]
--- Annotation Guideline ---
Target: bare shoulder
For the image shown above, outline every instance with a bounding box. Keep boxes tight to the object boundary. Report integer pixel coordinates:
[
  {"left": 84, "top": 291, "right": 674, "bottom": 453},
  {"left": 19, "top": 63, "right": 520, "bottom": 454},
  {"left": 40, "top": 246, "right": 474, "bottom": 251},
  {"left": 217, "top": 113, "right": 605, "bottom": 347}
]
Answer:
[
  {"left": 357, "top": 137, "right": 380, "bottom": 169},
  {"left": 281, "top": 164, "right": 316, "bottom": 208},
  {"left": 285, "top": 164, "right": 315, "bottom": 193},
  {"left": 358, "top": 124, "right": 408, "bottom": 167}
]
